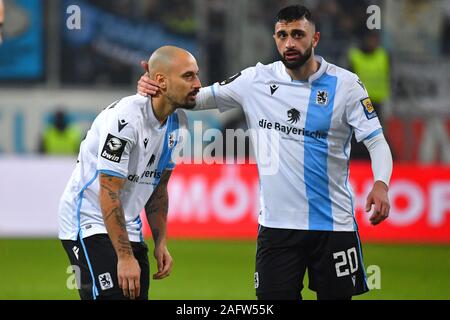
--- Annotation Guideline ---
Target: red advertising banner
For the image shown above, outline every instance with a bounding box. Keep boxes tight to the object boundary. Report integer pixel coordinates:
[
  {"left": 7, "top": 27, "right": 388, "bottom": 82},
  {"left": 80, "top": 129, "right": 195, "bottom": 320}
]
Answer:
[{"left": 141, "top": 163, "right": 450, "bottom": 243}]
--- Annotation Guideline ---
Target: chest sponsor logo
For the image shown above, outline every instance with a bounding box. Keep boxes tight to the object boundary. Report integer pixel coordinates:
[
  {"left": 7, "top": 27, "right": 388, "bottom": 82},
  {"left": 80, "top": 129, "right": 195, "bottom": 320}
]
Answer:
[
  {"left": 259, "top": 118, "right": 328, "bottom": 140},
  {"left": 360, "top": 97, "right": 378, "bottom": 120},
  {"left": 287, "top": 108, "right": 301, "bottom": 124},
  {"left": 316, "top": 90, "right": 328, "bottom": 105},
  {"left": 143, "top": 138, "right": 149, "bottom": 148},
  {"left": 101, "top": 134, "right": 127, "bottom": 163}
]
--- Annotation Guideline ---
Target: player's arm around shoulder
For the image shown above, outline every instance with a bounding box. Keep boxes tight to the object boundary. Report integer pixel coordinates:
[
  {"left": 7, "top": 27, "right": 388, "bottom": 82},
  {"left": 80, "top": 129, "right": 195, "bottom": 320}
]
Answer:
[
  {"left": 145, "top": 169, "right": 173, "bottom": 280},
  {"left": 99, "top": 173, "right": 141, "bottom": 299}
]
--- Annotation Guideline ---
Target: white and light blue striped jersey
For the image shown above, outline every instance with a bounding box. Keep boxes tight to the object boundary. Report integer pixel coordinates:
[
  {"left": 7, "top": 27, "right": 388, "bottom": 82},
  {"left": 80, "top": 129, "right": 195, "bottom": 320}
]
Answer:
[
  {"left": 202, "top": 56, "right": 382, "bottom": 231},
  {"left": 58, "top": 94, "right": 187, "bottom": 241}
]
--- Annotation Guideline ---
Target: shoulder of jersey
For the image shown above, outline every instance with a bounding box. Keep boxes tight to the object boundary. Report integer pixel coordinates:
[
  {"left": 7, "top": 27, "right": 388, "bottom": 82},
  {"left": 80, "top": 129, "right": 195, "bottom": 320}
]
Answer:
[
  {"left": 329, "top": 62, "right": 359, "bottom": 85},
  {"left": 246, "top": 61, "right": 283, "bottom": 82},
  {"left": 112, "top": 94, "right": 148, "bottom": 116}
]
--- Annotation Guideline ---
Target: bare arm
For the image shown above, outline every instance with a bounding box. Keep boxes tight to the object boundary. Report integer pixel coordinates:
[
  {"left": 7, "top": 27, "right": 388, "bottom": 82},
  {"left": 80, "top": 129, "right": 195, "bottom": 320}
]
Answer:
[
  {"left": 145, "top": 170, "right": 173, "bottom": 280},
  {"left": 99, "top": 173, "right": 141, "bottom": 299}
]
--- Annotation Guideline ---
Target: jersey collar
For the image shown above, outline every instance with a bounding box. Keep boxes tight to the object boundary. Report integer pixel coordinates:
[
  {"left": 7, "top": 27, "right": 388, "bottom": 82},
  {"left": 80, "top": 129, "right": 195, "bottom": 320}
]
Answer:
[
  {"left": 280, "top": 55, "right": 328, "bottom": 84},
  {"left": 146, "top": 99, "right": 166, "bottom": 129}
]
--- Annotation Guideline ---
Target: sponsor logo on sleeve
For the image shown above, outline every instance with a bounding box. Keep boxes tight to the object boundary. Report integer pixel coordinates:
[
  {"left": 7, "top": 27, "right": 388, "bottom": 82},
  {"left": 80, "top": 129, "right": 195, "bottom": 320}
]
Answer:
[
  {"left": 101, "top": 134, "right": 127, "bottom": 163},
  {"left": 360, "top": 97, "right": 378, "bottom": 120}
]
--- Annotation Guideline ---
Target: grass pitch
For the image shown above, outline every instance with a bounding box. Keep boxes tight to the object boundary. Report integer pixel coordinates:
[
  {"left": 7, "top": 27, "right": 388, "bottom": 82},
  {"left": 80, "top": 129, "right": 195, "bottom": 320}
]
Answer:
[{"left": 0, "top": 238, "right": 449, "bottom": 300}]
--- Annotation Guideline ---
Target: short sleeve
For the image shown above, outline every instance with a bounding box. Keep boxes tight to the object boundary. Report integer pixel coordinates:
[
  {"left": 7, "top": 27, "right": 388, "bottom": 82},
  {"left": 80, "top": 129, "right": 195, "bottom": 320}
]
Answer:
[
  {"left": 346, "top": 75, "right": 383, "bottom": 142},
  {"left": 97, "top": 110, "right": 137, "bottom": 178},
  {"left": 208, "top": 67, "right": 255, "bottom": 113}
]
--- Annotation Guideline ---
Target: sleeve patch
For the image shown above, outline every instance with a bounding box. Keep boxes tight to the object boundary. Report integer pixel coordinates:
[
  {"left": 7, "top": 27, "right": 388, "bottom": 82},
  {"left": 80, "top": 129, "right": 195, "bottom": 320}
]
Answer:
[
  {"left": 219, "top": 72, "right": 242, "bottom": 86},
  {"left": 100, "top": 134, "right": 127, "bottom": 163},
  {"left": 360, "top": 97, "right": 378, "bottom": 120}
]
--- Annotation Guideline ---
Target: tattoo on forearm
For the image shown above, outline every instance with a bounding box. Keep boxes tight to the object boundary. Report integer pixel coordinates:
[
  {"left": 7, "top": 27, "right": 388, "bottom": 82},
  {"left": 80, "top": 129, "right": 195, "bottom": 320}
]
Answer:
[
  {"left": 113, "top": 207, "right": 127, "bottom": 231},
  {"left": 100, "top": 183, "right": 118, "bottom": 200},
  {"left": 118, "top": 235, "right": 132, "bottom": 256}
]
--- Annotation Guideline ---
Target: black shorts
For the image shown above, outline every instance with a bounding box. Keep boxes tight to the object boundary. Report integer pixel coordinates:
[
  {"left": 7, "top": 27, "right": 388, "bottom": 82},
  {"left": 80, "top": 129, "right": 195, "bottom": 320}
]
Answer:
[
  {"left": 61, "top": 234, "right": 150, "bottom": 300},
  {"left": 255, "top": 226, "right": 369, "bottom": 300}
]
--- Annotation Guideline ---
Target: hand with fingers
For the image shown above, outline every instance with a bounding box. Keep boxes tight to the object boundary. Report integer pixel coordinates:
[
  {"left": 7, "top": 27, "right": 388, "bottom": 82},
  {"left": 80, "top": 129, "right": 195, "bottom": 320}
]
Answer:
[
  {"left": 137, "top": 61, "right": 160, "bottom": 97},
  {"left": 366, "top": 180, "right": 390, "bottom": 226},
  {"left": 153, "top": 245, "right": 173, "bottom": 280},
  {"left": 117, "top": 256, "right": 141, "bottom": 300}
]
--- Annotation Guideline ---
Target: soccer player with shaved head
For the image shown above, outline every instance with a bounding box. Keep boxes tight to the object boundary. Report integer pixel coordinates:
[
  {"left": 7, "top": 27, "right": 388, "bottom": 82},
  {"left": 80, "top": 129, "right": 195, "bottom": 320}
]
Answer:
[
  {"left": 59, "top": 46, "right": 201, "bottom": 300},
  {"left": 139, "top": 5, "right": 393, "bottom": 300}
]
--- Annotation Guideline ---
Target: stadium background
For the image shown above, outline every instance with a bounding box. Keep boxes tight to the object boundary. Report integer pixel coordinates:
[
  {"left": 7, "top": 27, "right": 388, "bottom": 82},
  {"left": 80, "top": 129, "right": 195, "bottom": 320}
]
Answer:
[{"left": 0, "top": 0, "right": 449, "bottom": 300}]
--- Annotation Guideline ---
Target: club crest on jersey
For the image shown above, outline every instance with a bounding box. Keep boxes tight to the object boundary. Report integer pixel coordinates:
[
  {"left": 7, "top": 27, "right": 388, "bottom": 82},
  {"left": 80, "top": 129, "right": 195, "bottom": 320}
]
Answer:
[
  {"left": 360, "top": 97, "right": 377, "bottom": 120},
  {"left": 316, "top": 90, "right": 328, "bottom": 105},
  {"left": 98, "top": 272, "right": 113, "bottom": 291},
  {"left": 168, "top": 132, "right": 176, "bottom": 148},
  {"left": 101, "top": 134, "right": 127, "bottom": 163},
  {"left": 287, "top": 108, "right": 301, "bottom": 124}
]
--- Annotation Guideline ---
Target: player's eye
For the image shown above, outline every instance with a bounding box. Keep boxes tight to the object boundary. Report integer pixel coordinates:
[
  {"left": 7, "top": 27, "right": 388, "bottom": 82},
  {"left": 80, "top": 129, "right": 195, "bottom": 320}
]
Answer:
[
  {"left": 292, "top": 31, "right": 304, "bottom": 39},
  {"left": 277, "top": 32, "right": 288, "bottom": 39}
]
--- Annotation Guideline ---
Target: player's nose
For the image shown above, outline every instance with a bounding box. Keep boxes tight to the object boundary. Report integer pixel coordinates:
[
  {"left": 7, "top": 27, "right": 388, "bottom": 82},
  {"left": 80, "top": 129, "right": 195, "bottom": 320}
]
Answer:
[
  {"left": 193, "top": 77, "right": 202, "bottom": 89},
  {"left": 285, "top": 36, "right": 295, "bottom": 49}
]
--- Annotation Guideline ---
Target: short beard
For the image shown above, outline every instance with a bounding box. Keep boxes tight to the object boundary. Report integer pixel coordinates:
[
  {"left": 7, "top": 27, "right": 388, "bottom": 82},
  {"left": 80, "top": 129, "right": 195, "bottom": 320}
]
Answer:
[
  {"left": 179, "top": 102, "right": 196, "bottom": 110},
  {"left": 281, "top": 44, "right": 313, "bottom": 70}
]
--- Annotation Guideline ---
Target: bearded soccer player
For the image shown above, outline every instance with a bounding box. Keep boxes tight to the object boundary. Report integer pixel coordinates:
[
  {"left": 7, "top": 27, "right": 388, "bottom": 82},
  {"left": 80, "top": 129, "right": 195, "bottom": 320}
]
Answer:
[
  {"left": 138, "top": 5, "right": 392, "bottom": 300},
  {"left": 58, "top": 46, "right": 200, "bottom": 300}
]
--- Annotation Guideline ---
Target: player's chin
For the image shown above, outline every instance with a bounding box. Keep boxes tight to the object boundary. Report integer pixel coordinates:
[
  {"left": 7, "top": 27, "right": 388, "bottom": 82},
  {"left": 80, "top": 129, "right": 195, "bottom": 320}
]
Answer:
[{"left": 179, "top": 100, "right": 197, "bottom": 110}]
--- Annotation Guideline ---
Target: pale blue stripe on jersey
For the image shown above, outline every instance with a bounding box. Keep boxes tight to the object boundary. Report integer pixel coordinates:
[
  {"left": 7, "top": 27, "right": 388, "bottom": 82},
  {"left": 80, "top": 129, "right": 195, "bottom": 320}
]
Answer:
[
  {"left": 305, "top": 73, "right": 337, "bottom": 230},
  {"left": 155, "top": 113, "right": 179, "bottom": 184},
  {"left": 363, "top": 128, "right": 383, "bottom": 141},
  {"left": 98, "top": 169, "right": 126, "bottom": 179},
  {"left": 133, "top": 215, "right": 144, "bottom": 242},
  {"left": 76, "top": 171, "right": 100, "bottom": 299}
]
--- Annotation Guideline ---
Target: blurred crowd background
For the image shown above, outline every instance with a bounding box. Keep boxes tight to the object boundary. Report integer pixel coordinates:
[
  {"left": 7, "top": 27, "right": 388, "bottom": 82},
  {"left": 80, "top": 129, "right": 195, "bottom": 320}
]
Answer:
[{"left": 0, "top": 0, "right": 449, "bottom": 163}]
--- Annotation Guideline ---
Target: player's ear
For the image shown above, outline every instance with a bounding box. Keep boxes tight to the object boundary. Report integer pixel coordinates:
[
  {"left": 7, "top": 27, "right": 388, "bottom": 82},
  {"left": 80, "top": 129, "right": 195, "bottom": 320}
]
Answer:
[
  {"left": 155, "top": 73, "right": 167, "bottom": 90},
  {"left": 312, "top": 31, "right": 320, "bottom": 48}
]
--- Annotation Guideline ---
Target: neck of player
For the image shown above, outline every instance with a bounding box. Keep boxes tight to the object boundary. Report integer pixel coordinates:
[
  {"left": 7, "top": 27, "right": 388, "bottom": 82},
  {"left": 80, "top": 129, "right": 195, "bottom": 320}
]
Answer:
[
  {"left": 286, "top": 55, "right": 320, "bottom": 81},
  {"left": 151, "top": 97, "right": 174, "bottom": 125}
]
